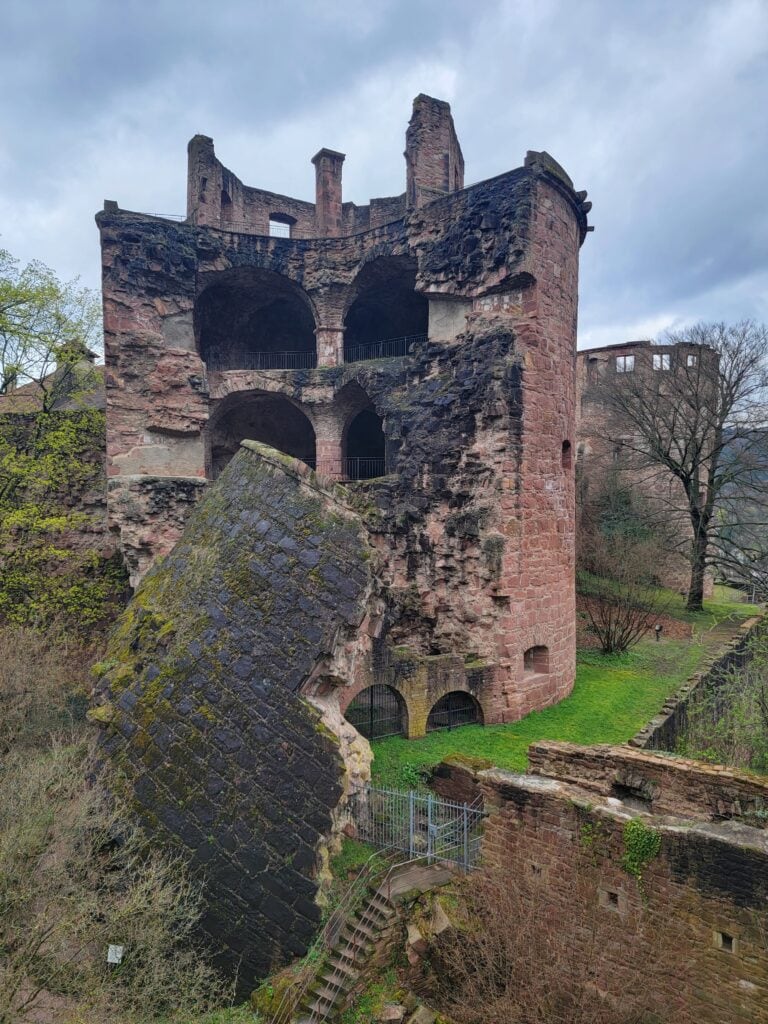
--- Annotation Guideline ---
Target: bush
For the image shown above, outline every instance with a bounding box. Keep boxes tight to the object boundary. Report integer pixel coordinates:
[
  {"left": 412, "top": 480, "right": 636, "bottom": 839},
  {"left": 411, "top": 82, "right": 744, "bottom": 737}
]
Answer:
[
  {"left": 681, "top": 630, "right": 768, "bottom": 772},
  {"left": 0, "top": 626, "right": 233, "bottom": 1024}
]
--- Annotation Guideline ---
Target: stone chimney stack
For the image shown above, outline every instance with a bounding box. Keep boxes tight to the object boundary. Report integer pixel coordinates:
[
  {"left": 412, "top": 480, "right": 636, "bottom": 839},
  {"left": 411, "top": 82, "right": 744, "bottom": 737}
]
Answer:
[
  {"left": 405, "top": 94, "right": 464, "bottom": 210},
  {"left": 312, "top": 148, "right": 345, "bottom": 237}
]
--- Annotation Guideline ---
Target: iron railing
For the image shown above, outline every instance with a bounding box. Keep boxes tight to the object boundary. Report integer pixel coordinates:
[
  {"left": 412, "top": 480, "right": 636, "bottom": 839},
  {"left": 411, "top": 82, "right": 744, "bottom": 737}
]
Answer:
[
  {"left": 270, "top": 848, "right": 401, "bottom": 1024},
  {"left": 205, "top": 349, "right": 318, "bottom": 371},
  {"left": 343, "top": 334, "right": 427, "bottom": 364},
  {"left": 345, "top": 684, "right": 406, "bottom": 740},
  {"left": 350, "top": 786, "right": 485, "bottom": 872},
  {"left": 426, "top": 691, "right": 482, "bottom": 732},
  {"left": 312, "top": 457, "right": 388, "bottom": 481}
]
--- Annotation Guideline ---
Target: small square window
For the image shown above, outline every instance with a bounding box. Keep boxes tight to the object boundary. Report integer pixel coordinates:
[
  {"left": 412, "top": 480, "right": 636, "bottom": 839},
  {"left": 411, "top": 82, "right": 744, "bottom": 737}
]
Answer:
[
  {"left": 616, "top": 354, "right": 635, "bottom": 373},
  {"left": 599, "top": 888, "right": 625, "bottom": 914},
  {"left": 714, "top": 930, "right": 736, "bottom": 953},
  {"left": 653, "top": 353, "right": 671, "bottom": 371},
  {"left": 687, "top": 353, "right": 698, "bottom": 367}
]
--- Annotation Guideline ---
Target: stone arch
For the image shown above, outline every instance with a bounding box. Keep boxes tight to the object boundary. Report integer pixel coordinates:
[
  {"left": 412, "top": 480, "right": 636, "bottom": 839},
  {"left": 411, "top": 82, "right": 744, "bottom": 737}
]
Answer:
[
  {"left": 343, "top": 255, "right": 428, "bottom": 360},
  {"left": 337, "top": 382, "right": 386, "bottom": 481},
  {"left": 207, "top": 390, "right": 316, "bottom": 479},
  {"left": 426, "top": 690, "right": 483, "bottom": 732},
  {"left": 344, "top": 683, "right": 408, "bottom": 740},
  {"left": 195, "top": 267, "right": 317, "bottom": 370}
]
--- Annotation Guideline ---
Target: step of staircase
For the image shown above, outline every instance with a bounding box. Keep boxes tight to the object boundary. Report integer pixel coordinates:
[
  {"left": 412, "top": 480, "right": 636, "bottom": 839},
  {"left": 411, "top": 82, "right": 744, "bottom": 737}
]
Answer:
[{"left": 294, "top": 861, "right": 456, "bottom": 1022}]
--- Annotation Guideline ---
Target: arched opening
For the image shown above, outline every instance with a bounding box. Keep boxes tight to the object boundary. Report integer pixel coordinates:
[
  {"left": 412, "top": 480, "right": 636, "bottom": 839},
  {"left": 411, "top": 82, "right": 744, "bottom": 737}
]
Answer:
[
  {"left": 523, "top": 645, "right": 549, "bottom": 676},
  {"left": 345, "top": 684, "right": 407, "bottom": 740},
  {"left": 426, "top": 691, "right": 483, "bottom": 732},
  {"left": 562, "top": 440, "right": 572, "bottom": 469},
  {"left": 196, "top": 268, "right": 316, "bottom": 371},
  {"left": 344, "top": 408, "right": 385, "bottom": 480},
  {"left": 344, "top": 256, "right": 428, "bottom": 362},
  {"left": 208, "top": 392, "right": 316, "bottom": 479}
]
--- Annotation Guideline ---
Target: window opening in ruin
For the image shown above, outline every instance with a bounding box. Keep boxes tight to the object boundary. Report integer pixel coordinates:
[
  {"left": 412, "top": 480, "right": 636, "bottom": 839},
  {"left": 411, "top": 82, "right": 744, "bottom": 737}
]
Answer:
[
  {"left": 426, "top": 691, "right": 483, "bottom": 732},
  {"left": 562, "top": 440, "right": 572, "bottom": 469},
  {"left": 343, "top": 256, "right": 428, "bottom": 362},
  {"left": 615, "top": 354, "right": 635, "bottom": 373},
  {"left": 653, "top": 352, "right": 671, "bottom": 371},
  {"left": 207, "top": 393, "right": 316, "bottom": 479},
  {"left": 196, "top": 269, "right": 317, "bottom": 371},
  {"left": 345, "top": 684, "right": 407, "bottom": 740},
  {"left": 344, "top": 408, "right": 386, "bottom": 480},
  {"left": 607, "top": 891, "right": 619, "bottom": 907},
  {"left": 523, "top": 645, "right": 549, "bottom": 675},
  {"left": 268, "top": 214, "right": 294, "bottom": 238},
  {"left": 687, "top": 353, "right": 698, "bottom": 367},
  {"left": 715, "top": 931, "right": 735, "bottom": 953}
]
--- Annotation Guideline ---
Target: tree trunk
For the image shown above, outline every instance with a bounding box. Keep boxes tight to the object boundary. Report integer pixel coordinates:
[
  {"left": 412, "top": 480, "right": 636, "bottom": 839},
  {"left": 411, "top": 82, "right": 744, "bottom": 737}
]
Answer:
[{"left": 687, "top": 528, "right": 708, "bottom": 612}]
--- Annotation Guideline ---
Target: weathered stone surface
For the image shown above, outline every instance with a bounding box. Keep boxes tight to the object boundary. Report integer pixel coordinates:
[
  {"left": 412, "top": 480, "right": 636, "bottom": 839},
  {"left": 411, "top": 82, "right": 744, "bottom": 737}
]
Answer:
[
  {"left": 98, "top": 94, "right": 589, "bottom": 735},
  {"left": 92, "top": 444, "right": 376, "bottom": 990},
  {"left": 438, "top": 748, "right": 768, "bottom": 1024}
]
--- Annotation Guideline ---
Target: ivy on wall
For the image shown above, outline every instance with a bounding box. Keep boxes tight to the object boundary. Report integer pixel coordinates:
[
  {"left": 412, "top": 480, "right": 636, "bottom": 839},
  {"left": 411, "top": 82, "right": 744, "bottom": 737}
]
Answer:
[{"left": 0, "top": 408, "right": 128, "bottom": 632}]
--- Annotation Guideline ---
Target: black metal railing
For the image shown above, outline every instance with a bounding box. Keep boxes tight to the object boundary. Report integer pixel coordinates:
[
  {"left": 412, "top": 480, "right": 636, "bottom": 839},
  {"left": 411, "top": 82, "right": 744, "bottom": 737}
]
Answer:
[
  {"left": 310, "top": 457, "right": 387, "bottom": 481},
  {"left": 343, "top": 334, "right": 427, "bottom": 364},
  {"left": 205, "top": 349, "right": 318, "bottom": 371},
  {"left": 426, "top": 692, "right": 482, "bottom": 732}
]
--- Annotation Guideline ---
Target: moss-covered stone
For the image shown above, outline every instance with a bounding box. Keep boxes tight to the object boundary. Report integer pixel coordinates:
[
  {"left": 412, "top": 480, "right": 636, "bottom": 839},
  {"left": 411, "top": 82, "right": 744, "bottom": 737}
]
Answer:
[{"left": 92, "top": 445, "right": 374, "bottom": 993}]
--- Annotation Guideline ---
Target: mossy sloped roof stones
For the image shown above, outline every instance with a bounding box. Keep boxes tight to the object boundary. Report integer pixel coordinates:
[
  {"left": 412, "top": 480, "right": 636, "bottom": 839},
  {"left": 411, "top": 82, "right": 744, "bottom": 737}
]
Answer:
[{"left": 92, "top": 442, "right": 374, "bottom": 990}]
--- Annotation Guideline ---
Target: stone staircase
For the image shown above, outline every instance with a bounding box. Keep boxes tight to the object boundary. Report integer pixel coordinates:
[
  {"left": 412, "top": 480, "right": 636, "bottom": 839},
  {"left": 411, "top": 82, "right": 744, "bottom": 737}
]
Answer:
[{"left": 294, "top": 862, "right": 454, "bottom": 1024}]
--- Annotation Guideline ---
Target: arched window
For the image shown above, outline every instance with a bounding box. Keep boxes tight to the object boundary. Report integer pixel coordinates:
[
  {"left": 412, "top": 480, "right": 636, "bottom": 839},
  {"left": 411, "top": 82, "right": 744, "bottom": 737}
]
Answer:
[
  {"left": 426, "top": 691, "right": 482, "bottom": 732},
  {"left": 344, "top": 256, "right": 428, "bottom": 362},
  {"left": 344, "top": 408, "right": 385, "bottom": 480},
  {"left": 196, "top": 268, "right": 316, "bottom": 371},
  {"left": 345, "top": 684, "right": 407, "bottom": 740},
  {"left": 562, "top": 440, "right": 572, "bottom": 469},
  {"left": 207, "top": 392, "right": 315, "bottom": 479},
  {"left": 523, "top": 646, "right": 549, "bottom": 676}
]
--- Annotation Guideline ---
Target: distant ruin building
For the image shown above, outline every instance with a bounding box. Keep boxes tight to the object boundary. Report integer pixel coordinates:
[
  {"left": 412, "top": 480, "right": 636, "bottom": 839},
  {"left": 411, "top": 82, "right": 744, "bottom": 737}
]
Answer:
[
  {"left": 95, "top": 95, "right": 591, "bottom": 982},
  {"left": 576, "top": 339, "right": 714, "bottom": 593}
]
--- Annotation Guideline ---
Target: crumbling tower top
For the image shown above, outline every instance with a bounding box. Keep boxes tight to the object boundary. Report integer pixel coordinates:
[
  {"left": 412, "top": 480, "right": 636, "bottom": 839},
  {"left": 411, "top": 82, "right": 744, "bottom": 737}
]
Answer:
[{"left": 405, "top": 94, "right": 464, "bottom": 209}]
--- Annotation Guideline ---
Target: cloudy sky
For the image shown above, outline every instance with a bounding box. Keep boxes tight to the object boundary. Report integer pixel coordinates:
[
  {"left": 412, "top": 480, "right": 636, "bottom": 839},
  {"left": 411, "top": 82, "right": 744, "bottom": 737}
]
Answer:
[{"left": 1, "top": 0, "right": 766, "bottom": 348}]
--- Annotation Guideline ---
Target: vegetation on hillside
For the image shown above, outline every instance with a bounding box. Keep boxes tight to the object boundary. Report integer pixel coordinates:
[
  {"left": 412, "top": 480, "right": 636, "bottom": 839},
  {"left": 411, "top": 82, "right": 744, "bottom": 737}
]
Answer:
[
  {"left": 681, "top": 626, "right": 768, "bottom": 773},
  {"left": 0, "top": 626, "right": 233, "bottom": 1024},
  {"left": 0, "top": 408, "right": 128, "bottom": 632}
]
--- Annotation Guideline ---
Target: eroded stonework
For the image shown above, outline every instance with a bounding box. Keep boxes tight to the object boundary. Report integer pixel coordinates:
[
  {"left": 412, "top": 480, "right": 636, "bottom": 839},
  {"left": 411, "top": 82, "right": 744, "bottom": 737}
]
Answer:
[{"left": 98, "top": 95, "right": 591, "bottom": 733}]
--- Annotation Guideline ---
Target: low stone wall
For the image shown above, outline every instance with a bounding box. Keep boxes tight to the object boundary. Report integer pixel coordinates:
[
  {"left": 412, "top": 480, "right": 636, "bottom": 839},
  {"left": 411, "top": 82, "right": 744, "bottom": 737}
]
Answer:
[
  {"left": 528, "top": 740, "right": 768, "bottom": 827},
  {"left": 475, "top": 753, "right": 768, "bottom": 1024},
  {"left": 630, "top": 614, "right": 765, "bottom": 752}
]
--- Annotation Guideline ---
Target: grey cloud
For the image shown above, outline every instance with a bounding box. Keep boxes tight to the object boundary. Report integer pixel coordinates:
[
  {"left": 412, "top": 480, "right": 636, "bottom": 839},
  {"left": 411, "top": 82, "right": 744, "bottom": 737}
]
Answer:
[{"left": 1, "top": 0, "right": 766, "bottom": 345}]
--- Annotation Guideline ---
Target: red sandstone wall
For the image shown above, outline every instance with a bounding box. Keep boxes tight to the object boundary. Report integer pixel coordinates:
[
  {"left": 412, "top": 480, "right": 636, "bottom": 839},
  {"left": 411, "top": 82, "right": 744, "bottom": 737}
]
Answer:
[
  {"left": 492, "top": 175, "right": 579, "bottom": 718},
  {"left": 478, "top": 760, "right": 768, "bottom": 1024}
]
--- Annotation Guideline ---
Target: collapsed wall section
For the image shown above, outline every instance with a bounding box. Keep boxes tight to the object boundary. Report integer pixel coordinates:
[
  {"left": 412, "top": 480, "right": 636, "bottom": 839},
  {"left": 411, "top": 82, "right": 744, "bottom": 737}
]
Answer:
[{"left": 91, "top": 444, "right": 376, "bottom": 991}]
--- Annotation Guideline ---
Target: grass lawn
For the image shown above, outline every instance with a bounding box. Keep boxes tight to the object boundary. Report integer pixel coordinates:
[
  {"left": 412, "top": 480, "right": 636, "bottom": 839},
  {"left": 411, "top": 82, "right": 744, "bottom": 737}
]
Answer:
[{"left": 370, "top": 586, "right": 760, "bottom": 790}]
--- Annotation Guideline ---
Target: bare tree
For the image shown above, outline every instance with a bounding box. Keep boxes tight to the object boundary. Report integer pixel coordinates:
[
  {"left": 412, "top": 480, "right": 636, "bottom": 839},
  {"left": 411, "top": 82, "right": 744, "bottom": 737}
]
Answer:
[{"left": 601, "top": 322, "right": 768, "bottom": 611}]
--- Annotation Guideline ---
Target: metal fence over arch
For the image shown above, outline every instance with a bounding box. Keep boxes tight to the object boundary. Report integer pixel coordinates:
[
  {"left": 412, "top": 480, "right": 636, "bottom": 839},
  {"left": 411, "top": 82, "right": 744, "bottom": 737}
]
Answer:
[{"left": 349, "top": 785, "right": 485, "bottom": 871}]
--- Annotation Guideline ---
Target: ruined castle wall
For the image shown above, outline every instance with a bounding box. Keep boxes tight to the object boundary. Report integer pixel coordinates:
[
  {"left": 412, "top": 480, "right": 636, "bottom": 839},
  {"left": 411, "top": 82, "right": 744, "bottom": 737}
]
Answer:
[
  {"left": 92, "top": 444, "right": 376, "bottom": 991},
  {"left": 478, "top": 756, "right": 768, "bottom": 1024},
  {"left": 99, "top": 116, "right": 590, "bottom": 726},
  {"left": 575, "top": 340, "right": 713, "bottom": 595},
  {"left": 431, "top": 745, "right": 768, "bottom": 1021}
]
